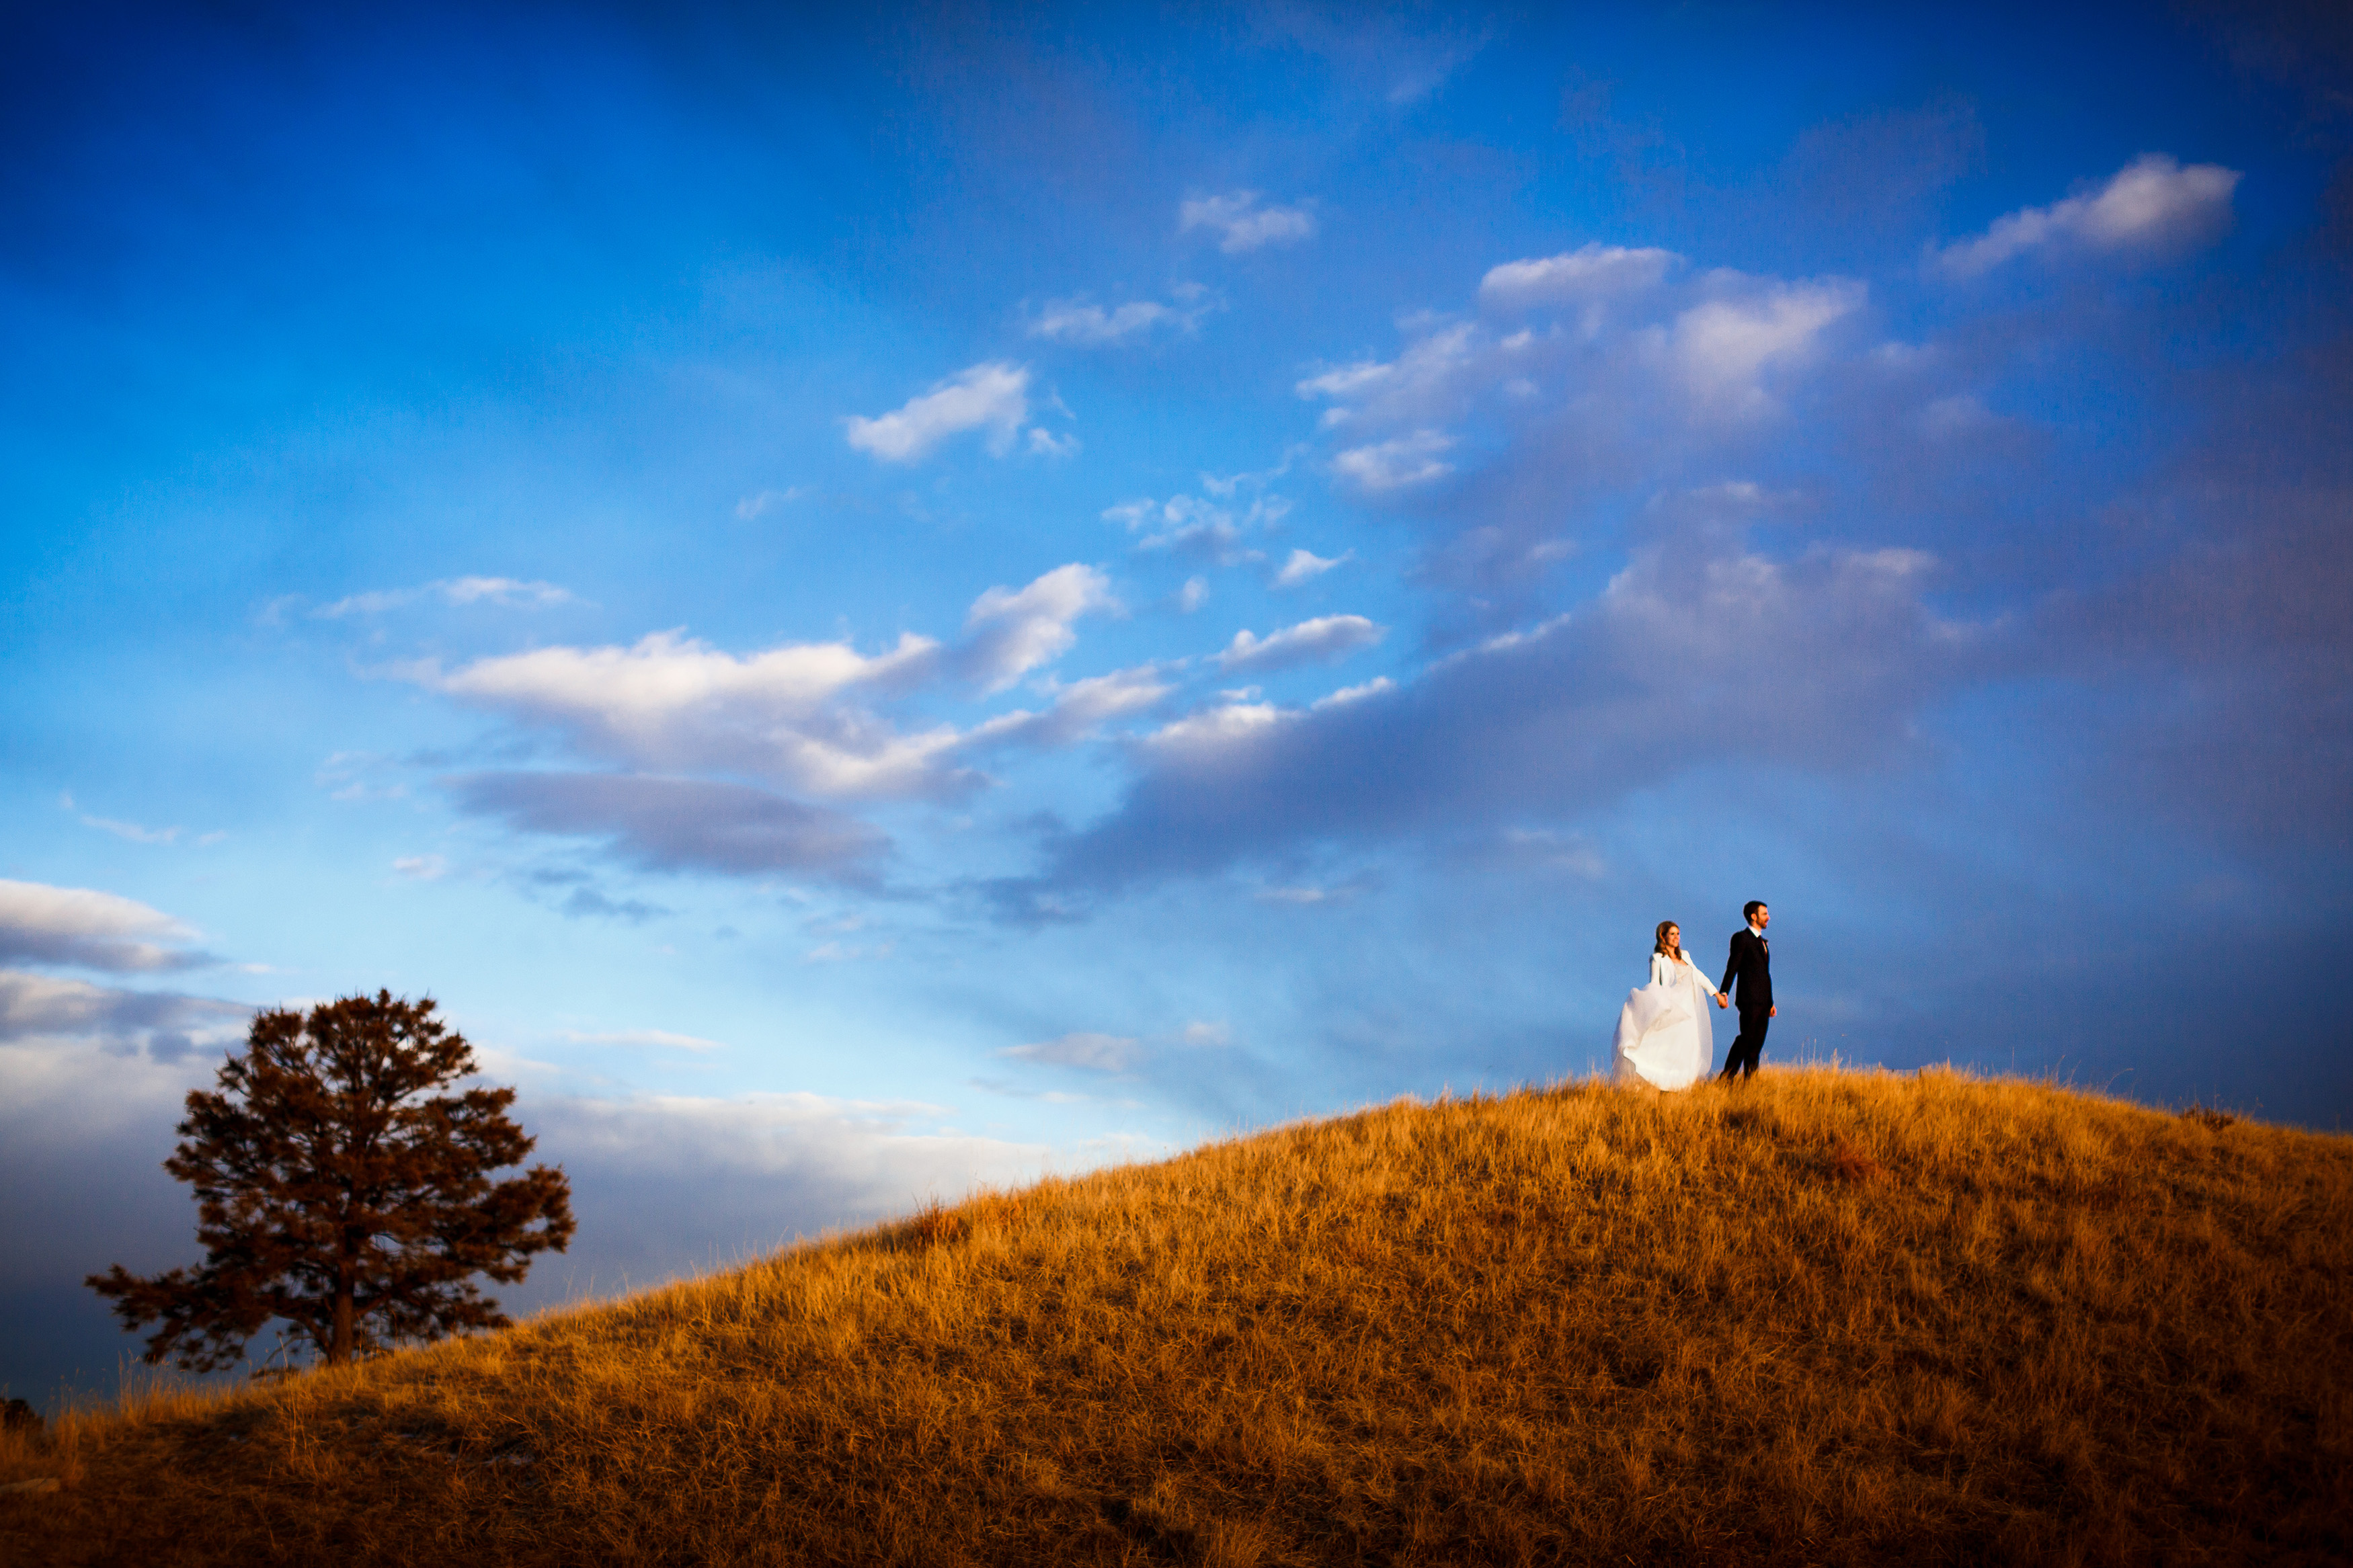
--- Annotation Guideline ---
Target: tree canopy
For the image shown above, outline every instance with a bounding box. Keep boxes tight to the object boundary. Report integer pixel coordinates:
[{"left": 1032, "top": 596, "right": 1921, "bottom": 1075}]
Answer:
[{"left": 89, "top": 991, "right": 574, "bottom": 1370}]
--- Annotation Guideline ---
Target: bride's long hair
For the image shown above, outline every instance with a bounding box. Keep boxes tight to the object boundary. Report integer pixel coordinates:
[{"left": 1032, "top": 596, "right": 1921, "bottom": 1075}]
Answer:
[{"left": 1654, "top": 920, "right": 1683, "bottom": 961}]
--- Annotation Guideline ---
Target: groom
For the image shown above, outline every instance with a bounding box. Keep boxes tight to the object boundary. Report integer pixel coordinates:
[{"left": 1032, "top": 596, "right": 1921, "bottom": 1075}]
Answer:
[{"left": 1718, "top": 901, "right": 1774, "bottom": 1081}]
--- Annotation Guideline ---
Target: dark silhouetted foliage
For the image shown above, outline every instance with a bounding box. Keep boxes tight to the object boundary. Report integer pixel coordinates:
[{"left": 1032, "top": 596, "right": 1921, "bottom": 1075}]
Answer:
[{"left": 88, "top": 991, "right": 573, "bottom": 1370}]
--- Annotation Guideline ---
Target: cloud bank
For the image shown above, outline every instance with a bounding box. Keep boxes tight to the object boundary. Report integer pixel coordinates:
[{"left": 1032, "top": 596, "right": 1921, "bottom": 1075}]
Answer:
[{"left": 0, "top": 880, "right": 210, "bottom": 972}]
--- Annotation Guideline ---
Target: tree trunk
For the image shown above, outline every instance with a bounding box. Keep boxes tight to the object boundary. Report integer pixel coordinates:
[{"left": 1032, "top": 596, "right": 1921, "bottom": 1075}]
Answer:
[{"left": 331, "top": 1266, "right": 354, "bottom": 1364}]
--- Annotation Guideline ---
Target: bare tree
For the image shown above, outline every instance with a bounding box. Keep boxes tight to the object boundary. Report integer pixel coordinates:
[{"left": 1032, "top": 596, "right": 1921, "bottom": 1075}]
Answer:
[{"left": 89, "top": 991, "right": 573, "bottom": 1370}]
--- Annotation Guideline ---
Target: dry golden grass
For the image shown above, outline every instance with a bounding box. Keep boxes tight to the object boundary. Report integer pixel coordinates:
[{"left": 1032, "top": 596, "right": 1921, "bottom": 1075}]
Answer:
[{"left": 5, "top": 1067, "right": 2350, "bottom": 1565}]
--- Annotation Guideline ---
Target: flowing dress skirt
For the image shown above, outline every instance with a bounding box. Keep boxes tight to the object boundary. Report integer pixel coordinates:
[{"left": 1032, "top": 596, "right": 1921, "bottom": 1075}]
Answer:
[{"left": 1611, "top": 974, "right": 1712, "bottom": 1090}]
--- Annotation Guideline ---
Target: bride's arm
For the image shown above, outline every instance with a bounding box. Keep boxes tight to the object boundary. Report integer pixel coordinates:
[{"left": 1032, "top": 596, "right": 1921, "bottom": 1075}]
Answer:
[{"left": 1685, "top": 955, "right": 1728, "bottom": 1006}]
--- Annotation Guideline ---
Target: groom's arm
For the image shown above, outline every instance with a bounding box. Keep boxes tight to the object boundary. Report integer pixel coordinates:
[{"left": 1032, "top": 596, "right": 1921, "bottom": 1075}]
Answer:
[{"left": 1720, "top": 934, "right": 1743, "bottom": 999}]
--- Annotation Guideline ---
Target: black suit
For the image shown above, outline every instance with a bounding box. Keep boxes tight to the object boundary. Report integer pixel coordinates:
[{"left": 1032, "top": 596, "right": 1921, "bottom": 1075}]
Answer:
[{"left": 1718, "top": 927, "right": 1772, "bottom": 1079}]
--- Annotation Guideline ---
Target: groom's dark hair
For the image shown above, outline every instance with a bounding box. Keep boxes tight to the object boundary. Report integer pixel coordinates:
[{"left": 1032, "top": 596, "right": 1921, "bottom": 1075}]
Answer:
[{"left": 1743, "top": 901, "right": 1766, "bottom": 921}]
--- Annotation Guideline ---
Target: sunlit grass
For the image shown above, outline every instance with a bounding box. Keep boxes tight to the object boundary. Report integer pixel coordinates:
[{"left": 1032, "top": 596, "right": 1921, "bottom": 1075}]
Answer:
[{"left": 5, "top": 1066, "right": 2349, "bottom": 1564}]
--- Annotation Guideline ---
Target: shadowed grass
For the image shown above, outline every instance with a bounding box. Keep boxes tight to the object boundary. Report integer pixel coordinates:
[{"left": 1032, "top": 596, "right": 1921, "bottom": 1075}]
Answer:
[{"left": 5, "top": 1067, "right": 2349, "bottom": 1565}]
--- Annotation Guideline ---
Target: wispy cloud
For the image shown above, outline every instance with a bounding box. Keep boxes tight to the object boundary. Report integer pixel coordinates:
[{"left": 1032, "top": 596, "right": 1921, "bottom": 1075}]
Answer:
[
  {"left": 1931, "top": 154, "right": 2240, "bottom": 278},
  {"left": 1273, "top": 547, "right": 1353, "bottom": 587},
  {"left": 1215, "top": 614, "right": 1386, "bottom": 673},
  {"left": 1310, "top": 675, "right": 1394, "bottom": 710},
  {"left": 1181, "top": 191, "right": 1317, "bottom": 253},
  {"left": 1027, "top": 286, "right": 1218, "bottom": 347},
  {"left": 844, "top": 362, "right": 1032, "bottom": 462},
  {"left": 999, "top": 1031, "right": 1141, "bottom": 1072},
  {"left": 967, "top": 665, "right": 1173, "bottom": 749},
  {"left": 60, "top": 791, "right": 200, "bottom": 846},
  {"left": 79, "top": 813, "right": 182, "bottom": 845},
  {"left": 1106, "top": 488, "right": 1289, "bottom": 563},
  {"left": 1331, "top": 430, "right": 1455, "bottom": 491},
  {"left": 563, "top": 1028, "right": 727, "bottom": 1053},
  {"left": 1479, "top": 243, "right": 1679, "bottom": 311},
  {"left": 315, "top": 577, "right": 580, "bottom": 618},
  {"left": 961, "top": 565, "right": 1121, "bottom": 694},
  {"left": 734, "top": 487, "right": 805, "bottom": 520}
]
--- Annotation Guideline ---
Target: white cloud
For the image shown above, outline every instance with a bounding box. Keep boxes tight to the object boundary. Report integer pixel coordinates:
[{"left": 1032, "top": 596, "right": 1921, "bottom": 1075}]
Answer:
[
  {"left": 391, "top": 855, "right": 446, "bottom": 880},
  {"left": 1199, "top": 456, "right": 1293, "bottom": 497},
  {"left": 435, "top": 630, "right": 956, "bottom": 799},
  {"left": 844, "top": 362, "right": 1031, "bottom": 462},
  {"left": 968, "top": 665, "right": 1172, "bottom": 749},
  {"left": 735, "top": 487, "right": 805, "bottom": 520},
  {"left": 315, "top": 577, "right": 578, "bottom": 618},
  {"left": 1215, "top": 614, "right": 1387, "bottom": 673},
  {"left": 1110, "top": 494, "right": 1263, "bottom": 562},
  {"left": 1479, "top": 244, "right": 1679, "bottom": 310},
  {"left": 1142, "top": 701, "right": 1290, "bottom": 755},
  {"left": 563, "top": 1028, "right": 727, "bottom": 1053},
  {"left": 1289, "top": 263, "right": 1864, "bottom": 509},
  {"left": 1296, "top": 359, "right": 1392, "bottom": 401},
  {"left": 79, "top": 813, "right": 181, "bottom": 845},
  {"left": 961, "top": 564, "right": 1119, "bottom": 693},
  {"left": 1000, "top": 1032, "right": 1140, "bottom": 1072},
  {"left": 1255, "top": 884, "right": 1355, "bottom": 905},
  {"left": 1177, "top": 577, "right": 1210, "bottom": 613},
  {"left": 1273, "top": 547, "right": 1353, "bottom": 587},
  {"left": 1297, "top": 323, "right": 1484, "bottom": 417},
  {"left": 1933, "top": 154, "right": 2241, "bottom": 278},
  {"left": 0, "top": 880, "right": 208, "bottom": 973},
  {"left": 1657, "top": 278, "right": 1864, "bottom": 415},
  {"left": 1031, "top": 299, "right": 1171, "bottom": 344},
  {"left": 1180, "top": 1020, "right": 1230, "bottom": 1046},
  {"left": 1311, "top": 675, "right": 1394, "bottom": 709},
  {"left": 426, "top": 564, "right": 1125, "bottom": 804},
  {"left": 314, "top": 753, "right": 408, "bottom": 803},
  {"left": 1332, "top": 429, "right": 1455, "bottom": 490},
  {"left": 1025, "top": 426, "right": 1082, "bottom": 458},
  {"left": 1181, "top": 191, "right": 1317, "bottom": 253},
  {"left": 1028, "top": 288, "right": 1217, "bottom": 347}
]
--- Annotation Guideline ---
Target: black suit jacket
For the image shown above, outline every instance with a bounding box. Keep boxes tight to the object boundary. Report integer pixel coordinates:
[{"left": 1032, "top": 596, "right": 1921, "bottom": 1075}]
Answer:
[{"left": 1721, "top": 927, "right": 1772, "bottom": 1014}]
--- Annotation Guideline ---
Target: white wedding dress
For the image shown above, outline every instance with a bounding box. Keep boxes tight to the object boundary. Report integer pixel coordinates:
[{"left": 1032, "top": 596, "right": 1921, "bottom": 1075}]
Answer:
[{"left": 1611, "top": 952, "right": 1717, "bottom": 1090}]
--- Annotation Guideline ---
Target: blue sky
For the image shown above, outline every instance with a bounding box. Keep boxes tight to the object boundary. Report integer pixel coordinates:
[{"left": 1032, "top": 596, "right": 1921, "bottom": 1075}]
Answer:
[{"left": 5, "top": 1, "right": 2349, "bottom": 1403}]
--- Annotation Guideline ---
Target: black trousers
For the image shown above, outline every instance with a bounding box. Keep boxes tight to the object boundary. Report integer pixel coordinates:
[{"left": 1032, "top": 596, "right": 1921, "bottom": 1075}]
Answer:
[{"left": 1722, "top": 1009, "right": 1770, "bottom": 1079}]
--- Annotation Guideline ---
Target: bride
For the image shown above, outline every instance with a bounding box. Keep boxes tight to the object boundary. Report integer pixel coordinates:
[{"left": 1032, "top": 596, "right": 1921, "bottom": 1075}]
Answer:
[{"left": 1611, "top": 920, "right": 1728, "bottom": 1090}]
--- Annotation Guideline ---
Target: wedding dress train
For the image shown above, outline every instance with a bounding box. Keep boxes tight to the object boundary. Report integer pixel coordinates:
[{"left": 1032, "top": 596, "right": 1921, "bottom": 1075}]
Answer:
[{"left": 1611, "top": 951, "right": 1715, "bottom": 1090}]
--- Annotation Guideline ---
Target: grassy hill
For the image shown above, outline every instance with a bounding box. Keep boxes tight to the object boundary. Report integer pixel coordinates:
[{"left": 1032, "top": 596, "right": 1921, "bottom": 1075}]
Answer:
[{"left": 4, "top": 1067, "right": 2350, "bottom": 1565}]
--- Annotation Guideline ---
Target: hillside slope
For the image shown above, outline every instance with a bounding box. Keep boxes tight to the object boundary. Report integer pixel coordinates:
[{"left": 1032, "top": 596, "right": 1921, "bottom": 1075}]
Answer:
[{"left": 5, "top": 1069, "right": 2350, "bottom": 1565}]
